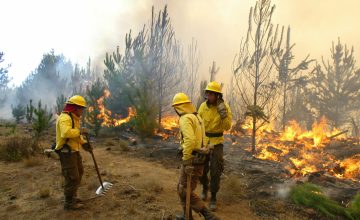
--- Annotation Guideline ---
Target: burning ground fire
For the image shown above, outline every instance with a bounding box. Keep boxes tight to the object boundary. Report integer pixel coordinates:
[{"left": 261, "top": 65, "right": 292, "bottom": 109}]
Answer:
[{"left": 237, "top": 117, "right": 360, "bottom": 181}]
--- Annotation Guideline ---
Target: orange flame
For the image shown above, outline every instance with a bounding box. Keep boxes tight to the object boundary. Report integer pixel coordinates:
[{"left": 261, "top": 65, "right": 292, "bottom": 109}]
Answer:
[
  {"left": 336, "top": 155, "right": 360, "bottom": 179},
  {"left": 161, "top": 115, "right": 179, "bottom": 130},
  {"left": 247, "top": 117, "right": 357, "bottom": 178},
  {"left": 155, "top": 115, "right": 179, "bottom": 140},
  {"left": 89, "top": 89, "right": 136, "bottom": 127}
]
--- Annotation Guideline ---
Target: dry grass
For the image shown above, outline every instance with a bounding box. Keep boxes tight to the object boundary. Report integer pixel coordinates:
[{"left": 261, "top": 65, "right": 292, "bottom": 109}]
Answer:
[
  {"left": 0, "top": 122, "right": 17, "bottom": 136},
  {"left": 220, "top": 175, "right": 246, "bottom": 203},
  {"left": 108, "top": 139, "right": 130, "bottom": 152},
  {"left": 119, "top": 139, "right": 130, "bottom": 151},
  {"left": 126, "top": 202, "right": 138, "bottom": 215},
  {"left": 23, "top": 156, "right": 43, "bottom": 167},
  {"left": 0, "top": 135, "right": 40, "bottom": 162},
  {"left": 105, "top": 140, "right": 116, "bottom": 146},
  {"left": 129, "top": 172, "right": 140, "bottom": 178},
  {"left": 136, "top": 175, "right": 164, "bottom": 194},
  {"left": 38, "top": 188, "right": 51, "bottom": 199},
  {"left": 87, "top": 181, "right": 101, "bottom": 191},
  {"left": 6, "top": 204, "right": 19, "bottom": 211}
]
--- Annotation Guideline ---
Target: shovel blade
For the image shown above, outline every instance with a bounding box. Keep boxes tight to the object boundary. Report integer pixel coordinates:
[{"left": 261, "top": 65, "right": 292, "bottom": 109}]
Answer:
[{"left": 95, "top": 182, "right": 113, "bottom": 195}]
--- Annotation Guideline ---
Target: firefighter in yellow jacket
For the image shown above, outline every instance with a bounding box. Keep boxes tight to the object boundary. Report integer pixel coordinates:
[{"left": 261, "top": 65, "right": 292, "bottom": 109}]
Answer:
[
  {"left": 55, "top": 95, "right": 92, "bottom": 210},
  {"left": 173, "top": 93, "right": 219, "bottom": 220},
  {"left": 198, "top": 82, "right": 232, "bottom": 211}
]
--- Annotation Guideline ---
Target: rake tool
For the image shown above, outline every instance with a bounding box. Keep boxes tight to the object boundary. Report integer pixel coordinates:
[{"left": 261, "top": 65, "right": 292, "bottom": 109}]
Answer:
[{"left": 85, "top": 134, "right": 113, "bottom": 195}]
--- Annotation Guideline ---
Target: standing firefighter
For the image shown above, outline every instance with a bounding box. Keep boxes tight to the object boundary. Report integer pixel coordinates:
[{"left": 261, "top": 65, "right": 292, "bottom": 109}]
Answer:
[
  {"left": 173, "top": 93, "right": 219, "bottom": 220},
  {"left": 55, "top": 95, "right": 92, "bottom": 210},
  {"left": 199, "top": 82, "right": 232, "bottom": 211}
]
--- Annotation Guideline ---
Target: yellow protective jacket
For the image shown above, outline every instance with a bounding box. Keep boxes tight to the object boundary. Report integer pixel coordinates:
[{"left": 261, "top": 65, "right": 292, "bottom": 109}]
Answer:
[
  {"left": 174, "top": 103, "right": 207, "bottom": 161},
  {"left": 198, "top": 101, "right": 232, "bottom": 145},
  {"left": 55, "top": 112, "right": 86, "bottom": 152}
]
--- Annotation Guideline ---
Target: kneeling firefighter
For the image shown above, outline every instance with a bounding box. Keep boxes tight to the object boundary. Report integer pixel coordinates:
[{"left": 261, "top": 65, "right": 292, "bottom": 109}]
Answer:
[
  {"left": 55, "top": 95, "right": 92, "bottom": 210},
  {"left": 172, "top": 93, "right": 219, "bottom": 220}
]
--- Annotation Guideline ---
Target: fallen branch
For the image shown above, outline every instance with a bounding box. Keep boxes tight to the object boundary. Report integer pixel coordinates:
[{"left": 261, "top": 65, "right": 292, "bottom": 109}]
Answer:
[{"left": 328, "top": 130, "right": 348, "bottom": 139}]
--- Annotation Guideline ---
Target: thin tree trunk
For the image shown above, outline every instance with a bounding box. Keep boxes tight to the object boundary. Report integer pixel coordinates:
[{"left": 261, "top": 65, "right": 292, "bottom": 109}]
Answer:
[
  {"left": 252, "top": 4, "right": 262, "bottom": 154},
  {"left": 282, "top": 83, "right": 287, "bottom": 131}
]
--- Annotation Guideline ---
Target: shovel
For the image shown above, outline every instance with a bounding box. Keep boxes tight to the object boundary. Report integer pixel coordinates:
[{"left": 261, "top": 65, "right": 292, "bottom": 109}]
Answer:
[{"left": 85, "top": 134, "right": 113, "bottom": 195}]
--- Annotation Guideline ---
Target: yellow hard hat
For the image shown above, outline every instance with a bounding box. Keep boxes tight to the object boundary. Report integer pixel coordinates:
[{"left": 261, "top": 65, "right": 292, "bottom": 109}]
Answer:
[
  {"left": 205, "top": 81, "right": 222, "bottom": 94},
  {"left": 66, "top": 95, "right": 87, "bottom": 108},
  {"left": 172, "top": 93, "right": 191, "bottom": 106}
]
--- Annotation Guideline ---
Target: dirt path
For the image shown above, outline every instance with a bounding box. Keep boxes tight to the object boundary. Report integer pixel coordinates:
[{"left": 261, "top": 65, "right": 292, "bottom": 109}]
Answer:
[{"left": 0, "top": 145, "right": 261, "bottom": 220}]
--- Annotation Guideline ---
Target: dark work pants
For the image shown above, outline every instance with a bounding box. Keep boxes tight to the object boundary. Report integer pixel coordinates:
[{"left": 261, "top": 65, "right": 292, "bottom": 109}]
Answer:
[
  {"left": 200, "top": 144, "right": 224, "bottom": 194},
  {"left": 59, "top": 151, "right": 84, "bottom": 204}
]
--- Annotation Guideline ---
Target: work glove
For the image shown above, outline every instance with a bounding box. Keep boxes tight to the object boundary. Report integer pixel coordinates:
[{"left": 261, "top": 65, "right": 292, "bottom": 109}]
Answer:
[
  {"left": 194, "top": 147, "right": 210, "bottom": 155},
  {"left": 82, "top": 142, "right": 93, "bottom": 152},
  {"left": 80, "top": 127, "right": 89, "bottom": 135},
  {"left": 177, "top": 147, "right": 183, "bottom": 159},
  {"left": 217, "top": 100, "right": 227, "bottom": 119},
  {"left": 206, "top": 144, "right": 215, "bottom": 150}
]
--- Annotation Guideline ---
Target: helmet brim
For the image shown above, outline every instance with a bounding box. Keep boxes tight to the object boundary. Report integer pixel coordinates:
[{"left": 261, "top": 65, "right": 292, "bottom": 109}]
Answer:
[
  {"left": 172, "top": 101, "right": 191, "bottom": 107},
  {"left": 65, "top": 101, "right": 87, "bottom": 108},
  {"left": 204, "top": 89, "right": 222, "bottom": 94}
]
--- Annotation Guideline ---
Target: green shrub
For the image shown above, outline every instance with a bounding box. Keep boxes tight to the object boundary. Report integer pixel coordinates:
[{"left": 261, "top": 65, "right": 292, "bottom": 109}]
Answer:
[
  {"left": 290, "top": 183, "right": 354, "bottom": 219},
  {"left": 348, "top": 193, "right": 360, "bottom": 220}
]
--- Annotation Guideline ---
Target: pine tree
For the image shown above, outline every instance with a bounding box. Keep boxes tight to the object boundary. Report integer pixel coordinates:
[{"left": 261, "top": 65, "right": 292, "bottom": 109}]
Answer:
[
  {"left": 85, "top": 78, "right": 106, "bottom": 136},
  {"left": 0, "top": 51, "right": 10, "bottom": 105},
  {"left": 26, "top": 99, "right": 34, "bottom": 124},
  {"left": 232, "top": 0, "right": 278, "bottom": 153},
  {"left": 11, "top": 104, "right": 25, "bottom": 123},
  {"left": 271, "top": 26, "right": 314, "bottom": 130},
  {"left": 0, "top": 51, "right": 10, "bottom": 91},
  {"left": 70, "top": 58, "right": 98, "bottom": 95},
  {"left": 33, "top": 100, "right": 53, "bottom": 137},
  {"left": 16, "top": 50, "right": 72, "bottom": 105},
  {"left": 308, "top": 38, "right": 360, "bottom": 127},
  {"left": 104, "top": 5, "right": 184, "bottom": 137},
  {"left": 55, "top": 94, "right": 67, "bottom": 116}
]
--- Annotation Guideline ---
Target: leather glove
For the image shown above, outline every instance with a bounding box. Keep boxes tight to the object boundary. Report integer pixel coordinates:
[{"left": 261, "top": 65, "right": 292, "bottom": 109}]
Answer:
[
  {"left": 177, "top": 147, "right": 183, "bottom": 159},
  {"left": 207, "top": 144, "right": 215, "bottom": 150},
  {"left": 82, "top": 143, "right": 93, "bottom": 152},
  {"left": 217, "top": 101, "right": 227, "bottom": 119},
  {"left": 195, "top": 148, "right": 210, "bottom": 155},
  {"left": 80, "top": 127, "right": 89, "bottom": 135}
]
